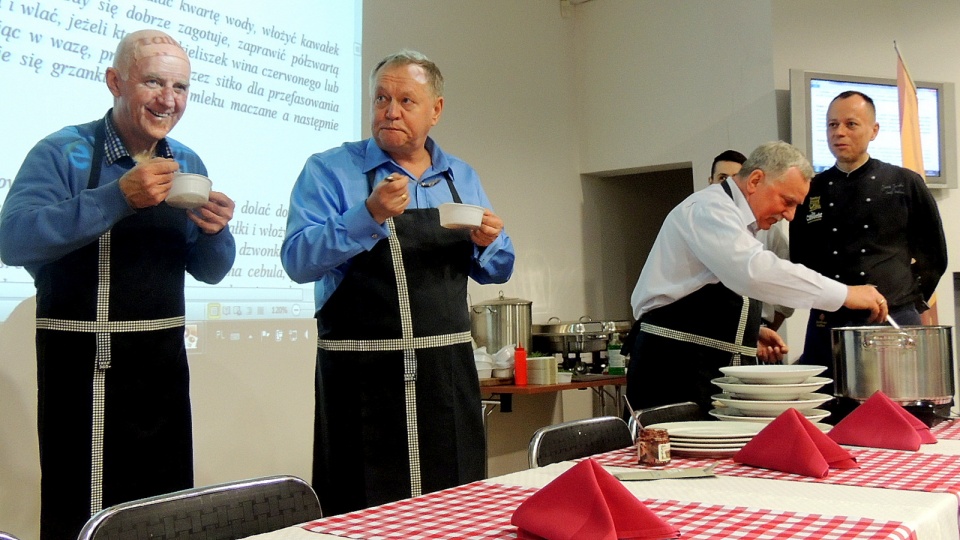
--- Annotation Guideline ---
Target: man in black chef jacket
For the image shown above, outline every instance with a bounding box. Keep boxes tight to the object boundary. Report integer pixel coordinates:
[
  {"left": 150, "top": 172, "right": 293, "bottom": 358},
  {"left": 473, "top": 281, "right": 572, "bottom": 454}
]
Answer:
[{"left": 790, "top": 91, "right": 948, "bottom": 377}]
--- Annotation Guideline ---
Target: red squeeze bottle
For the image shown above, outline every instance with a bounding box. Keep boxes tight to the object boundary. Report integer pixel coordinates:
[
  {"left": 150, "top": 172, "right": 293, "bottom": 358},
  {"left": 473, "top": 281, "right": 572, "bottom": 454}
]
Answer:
[{"left": 514, "top": 344, "right": 528, "bottom": 386}]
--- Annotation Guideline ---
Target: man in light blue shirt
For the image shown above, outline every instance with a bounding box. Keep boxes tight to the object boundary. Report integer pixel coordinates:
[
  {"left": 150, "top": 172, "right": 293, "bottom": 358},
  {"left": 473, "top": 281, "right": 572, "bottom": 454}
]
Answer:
[{"left": 281, "top": 50, "right": 514, "bottom": 515}]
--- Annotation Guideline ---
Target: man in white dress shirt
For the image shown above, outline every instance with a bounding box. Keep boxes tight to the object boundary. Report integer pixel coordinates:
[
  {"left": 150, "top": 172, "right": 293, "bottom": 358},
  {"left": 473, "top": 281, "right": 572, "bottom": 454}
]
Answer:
[
  {"left": 708, "top": 150, "right": 794, "bottom": 334},
  {"left": 625, "top": 141, "right": 888, "bottom": 415}
]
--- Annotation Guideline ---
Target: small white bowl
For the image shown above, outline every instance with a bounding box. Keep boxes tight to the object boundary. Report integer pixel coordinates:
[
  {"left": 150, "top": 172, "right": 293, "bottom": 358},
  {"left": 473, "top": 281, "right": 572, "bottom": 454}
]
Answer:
[
  {"left": 439, "top": 202, "right": 484, "bottom": 230},
  {"left": 167, "top": 173, "right": 211, "bottom": 209},
  {"left": 492, "top": 368, "right": 513, "bottom": 378}
]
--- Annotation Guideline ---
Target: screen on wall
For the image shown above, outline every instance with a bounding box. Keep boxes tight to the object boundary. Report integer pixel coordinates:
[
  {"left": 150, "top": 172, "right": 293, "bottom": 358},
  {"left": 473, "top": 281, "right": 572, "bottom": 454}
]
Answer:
[
  {"left": 0, "top": 1, "right": 363, "bottom": 346},
  {"left": 789, "top": 69, "right": 957, "bottom": 189}
]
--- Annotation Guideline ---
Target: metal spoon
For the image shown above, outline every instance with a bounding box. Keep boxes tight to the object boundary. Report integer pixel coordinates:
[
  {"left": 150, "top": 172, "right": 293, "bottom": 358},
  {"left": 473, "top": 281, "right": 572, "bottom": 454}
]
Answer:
[
  {"left": 623, "top": 395, "right": 641, "bottom": 440},
  {"left": 886, "top": 314, "right": 901, "bottom": 330}
]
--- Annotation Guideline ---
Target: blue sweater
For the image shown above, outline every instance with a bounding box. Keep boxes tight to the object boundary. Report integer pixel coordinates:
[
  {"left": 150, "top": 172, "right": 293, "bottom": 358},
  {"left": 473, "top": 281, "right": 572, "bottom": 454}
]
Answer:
[{"left": 0, "top": 117, "right": 235, "bottom": 284}]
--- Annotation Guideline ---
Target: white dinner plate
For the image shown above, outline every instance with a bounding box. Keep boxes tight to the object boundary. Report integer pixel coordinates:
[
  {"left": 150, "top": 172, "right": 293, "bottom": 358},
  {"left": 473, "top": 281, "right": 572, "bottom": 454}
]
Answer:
[
  {"left": 645, "top": 421, "right": 764, "bottom": 439},
  {"left": 670, "top": 440, "right": 746, "bottom": 449},
  {"left": 671, "top": 447, "right": 740, "bottom": 458},
  {"left": 719, "top": 365, "right": 827, "bottom": 384},
  {"left": 709, "top": 408, "right": 831, "bottom": 424},
  {"left": 711, "top": 376, "right": 833, "bottom": 400},
  {"left": 711, "top": 393, "right": 833, "bottom": 417},
  {"left": 669, "top": 435, "right": 754, "bottom": 445}
]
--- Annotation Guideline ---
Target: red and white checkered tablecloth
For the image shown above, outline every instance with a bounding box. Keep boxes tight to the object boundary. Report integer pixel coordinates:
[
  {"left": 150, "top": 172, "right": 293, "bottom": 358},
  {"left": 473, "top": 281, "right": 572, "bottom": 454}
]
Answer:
[
  {"left": 931, "top": 419, "right": 960, "bottom": 440},
  {"left": 591, "top": 447, "right": 960, "bottom": 496},
  {"left": 301, "top": 480, "right": 915, "bottom": 539}
]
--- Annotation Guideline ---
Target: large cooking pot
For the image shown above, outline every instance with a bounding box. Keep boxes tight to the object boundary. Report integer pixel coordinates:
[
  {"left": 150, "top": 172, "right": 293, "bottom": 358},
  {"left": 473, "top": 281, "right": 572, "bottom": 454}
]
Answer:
[
  {"left": 832, "top": 325, "right": 955, "bottom": 405},
  {"left": 470, "top": 293, "right": 532, "bottom": 353}
]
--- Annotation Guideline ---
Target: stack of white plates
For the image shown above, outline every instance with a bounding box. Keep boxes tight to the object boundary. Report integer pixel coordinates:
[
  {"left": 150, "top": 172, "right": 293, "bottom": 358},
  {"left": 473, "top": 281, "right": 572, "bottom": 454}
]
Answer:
[
  {"left": 646, "top": 421, "right": 765, "bottom": 458},
  {"left": 709, "top": 365, "right": 833, "bottom": 425}
]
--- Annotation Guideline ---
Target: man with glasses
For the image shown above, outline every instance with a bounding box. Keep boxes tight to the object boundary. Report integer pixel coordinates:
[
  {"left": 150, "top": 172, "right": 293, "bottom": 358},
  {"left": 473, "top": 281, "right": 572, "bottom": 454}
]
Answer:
[
  {"left": 626, "top": 142, "right": 888, "bottom": 416},
  {"left": 281, "top": 50, "right": 515, "bottom": 515},
  {"left": 709, "top": 150, "right": 794, "bottom": 337}
]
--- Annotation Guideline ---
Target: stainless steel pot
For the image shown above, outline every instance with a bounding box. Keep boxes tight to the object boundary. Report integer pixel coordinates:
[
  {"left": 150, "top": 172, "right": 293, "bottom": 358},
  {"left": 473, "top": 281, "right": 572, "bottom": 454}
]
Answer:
[
  {"left": 832, "top": 325, "right": 955, "bottom": 405},
  {"left": 470, "top": 293, "right": 532, "bottom": 353}
]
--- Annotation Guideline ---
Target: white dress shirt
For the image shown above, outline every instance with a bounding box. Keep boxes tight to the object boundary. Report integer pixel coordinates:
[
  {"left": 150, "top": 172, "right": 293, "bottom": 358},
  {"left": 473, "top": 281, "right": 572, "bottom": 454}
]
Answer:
[
  {"left": 756, "top": 220, "right": 795, "bottom": 323},
  {"left": 630, "top": 178, "right": 847, "bottom": 320}
]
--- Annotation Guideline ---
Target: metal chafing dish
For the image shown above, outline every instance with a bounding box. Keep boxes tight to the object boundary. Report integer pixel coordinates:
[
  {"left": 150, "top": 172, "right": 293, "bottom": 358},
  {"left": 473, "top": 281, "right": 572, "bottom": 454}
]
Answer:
[{"left": 532, "top": 317, "right": 632, "bottom": 372}]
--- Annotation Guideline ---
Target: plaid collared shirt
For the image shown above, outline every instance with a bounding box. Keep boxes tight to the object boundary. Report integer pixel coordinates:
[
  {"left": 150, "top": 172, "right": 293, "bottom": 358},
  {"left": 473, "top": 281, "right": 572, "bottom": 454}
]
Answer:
[{"left": 102, "top": 110, "right": 174, "bottom": 165}]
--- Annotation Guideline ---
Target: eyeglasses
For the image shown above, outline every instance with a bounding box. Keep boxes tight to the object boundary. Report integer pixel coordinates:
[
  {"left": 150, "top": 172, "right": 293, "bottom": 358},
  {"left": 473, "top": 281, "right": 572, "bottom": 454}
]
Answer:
[
  {"left": 417, "top": 177, "right": 443, "bottom": 187},
  {"left": 385, "top": 173, "right": 443, "bottom": 188}
]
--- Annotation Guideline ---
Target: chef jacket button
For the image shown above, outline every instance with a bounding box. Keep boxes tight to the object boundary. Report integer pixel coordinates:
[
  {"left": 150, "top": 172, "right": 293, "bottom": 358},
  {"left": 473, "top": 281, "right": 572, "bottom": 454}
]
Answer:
[
  {"left": 835, "top": 275, "right": 841, "bottom": 279},
  {"left": 828, "top": 181, "right": 834, "bottom": 186},
  {"left": 833, "top": 251, "right": 838, "bottom": 255},
  {"left": 832, "top": 228, "right": 837, "bottom": 232},
  {"left": 372, "top": 233, "right": 380, "bottom": 239},
  {"left": 871, "top": 176, "right": 876, "bottom": 180},
  {"left": 863, "top": 224, "right": 869, "bottom": 229},
  {"left": 829, "top": 203, "right": 834, "bottom": 207},
  {"left": 866, "top": 198, "right": 872, "bottom": 202},
  {"left": 860, "top": 271, "right": 866, "bottom": 276},
  {"left": 861, "top": 248, "right": 866, "bottom": 253}
]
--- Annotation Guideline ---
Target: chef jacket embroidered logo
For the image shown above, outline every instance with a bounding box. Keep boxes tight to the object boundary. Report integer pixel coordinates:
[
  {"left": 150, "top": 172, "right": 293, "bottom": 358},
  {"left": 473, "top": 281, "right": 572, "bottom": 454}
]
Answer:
[{"left": 806, "top": 196, "right": 822, "bottom": 223}]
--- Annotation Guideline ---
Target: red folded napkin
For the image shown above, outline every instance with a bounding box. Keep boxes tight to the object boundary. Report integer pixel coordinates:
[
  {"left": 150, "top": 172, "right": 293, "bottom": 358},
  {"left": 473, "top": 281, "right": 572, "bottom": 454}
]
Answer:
[
  {"left": 733, "top": 408, "right": 858, "bottom": 478},
  {"left": 828, "top": 390, "right": 937, "bottom": 451},
  {"left": 511, "top": 458, "right": 679, "bottom": 540}
]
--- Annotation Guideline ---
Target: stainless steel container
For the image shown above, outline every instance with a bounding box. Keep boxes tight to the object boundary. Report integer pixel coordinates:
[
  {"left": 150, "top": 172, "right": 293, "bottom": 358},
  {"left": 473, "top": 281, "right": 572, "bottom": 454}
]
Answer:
[
  {"left": 832, "top": 325, "right": 955, "bottom": 405},
  {"left": 531, "top": 318, "right": 633, "bottom": 353},
  {"left": 470, "top": 293, "right": 532, "bottom": 353}
]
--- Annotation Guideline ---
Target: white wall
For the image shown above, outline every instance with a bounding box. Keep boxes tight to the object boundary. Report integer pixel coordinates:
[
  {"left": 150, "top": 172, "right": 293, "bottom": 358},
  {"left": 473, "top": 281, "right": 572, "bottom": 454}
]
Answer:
[{"left": 4, "top": 1, "right": 958, "bottom": 538}]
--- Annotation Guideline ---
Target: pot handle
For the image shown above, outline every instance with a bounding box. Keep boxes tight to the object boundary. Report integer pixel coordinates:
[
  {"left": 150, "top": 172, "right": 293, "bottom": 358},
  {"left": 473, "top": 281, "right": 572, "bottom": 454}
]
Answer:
[{"left": 863, "top": 333, "right": 917, "bottom": 350}]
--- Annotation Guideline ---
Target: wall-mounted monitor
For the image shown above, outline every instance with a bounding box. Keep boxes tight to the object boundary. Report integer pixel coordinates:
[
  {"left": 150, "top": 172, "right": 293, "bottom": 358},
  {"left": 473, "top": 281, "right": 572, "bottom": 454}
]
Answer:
[{"left": 789, "top": 69, "right": 957, "bottom": 189}]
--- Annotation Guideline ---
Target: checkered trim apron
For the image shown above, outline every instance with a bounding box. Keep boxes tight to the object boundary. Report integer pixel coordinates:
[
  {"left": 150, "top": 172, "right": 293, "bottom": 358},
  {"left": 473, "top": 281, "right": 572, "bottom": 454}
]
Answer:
[
  {"left": 35, "top": 119, "right": 193, "bottom": 540},
  {"left": 311, "top": 170, "right": 483, "bottom": 515}
]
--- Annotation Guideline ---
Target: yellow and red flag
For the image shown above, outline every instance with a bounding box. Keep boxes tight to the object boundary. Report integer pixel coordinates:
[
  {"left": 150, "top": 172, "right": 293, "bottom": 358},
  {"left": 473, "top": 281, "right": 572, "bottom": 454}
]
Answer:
[{"left": 896, "top": 42, "right": 938, "bottom": 325}]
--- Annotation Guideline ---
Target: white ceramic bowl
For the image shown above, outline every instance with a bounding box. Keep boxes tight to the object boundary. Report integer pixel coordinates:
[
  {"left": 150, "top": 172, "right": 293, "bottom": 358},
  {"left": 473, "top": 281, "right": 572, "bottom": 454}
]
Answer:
[
  {"left": 711, "top": 376, "right": 833, "bottom": 400},
  {"left": 492, "top": 367, "right": 513, "bottom": 378},
  {"left": 719, "top": 365, "right": 827, "bottom": 385},
  {"left": 438, "top": 203, "right": 484, "bottom": 230},
  {"left": 167, "top": 173, "right": 211, "bottom": 209},
  {"left": 712, "top": 393, "right": 833, "bottom": 417}
]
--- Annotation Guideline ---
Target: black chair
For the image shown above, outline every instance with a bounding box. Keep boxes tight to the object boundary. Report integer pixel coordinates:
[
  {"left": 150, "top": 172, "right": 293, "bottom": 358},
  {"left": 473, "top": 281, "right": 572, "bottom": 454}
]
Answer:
[
  {"left": 627, "top": 401, "right": 702, "bottom": 439},
  {"left": 77, "top": 475, "right": 322, "bottom": 540},
  {"left": 527, "top": 416, "right": 633, "bottom": 468}
]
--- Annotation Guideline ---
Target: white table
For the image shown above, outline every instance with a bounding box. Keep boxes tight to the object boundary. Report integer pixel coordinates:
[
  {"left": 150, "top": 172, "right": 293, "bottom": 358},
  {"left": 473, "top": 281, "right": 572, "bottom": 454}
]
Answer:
[{"left": 245, "top": 437, "right": 960, "bottom": 540}]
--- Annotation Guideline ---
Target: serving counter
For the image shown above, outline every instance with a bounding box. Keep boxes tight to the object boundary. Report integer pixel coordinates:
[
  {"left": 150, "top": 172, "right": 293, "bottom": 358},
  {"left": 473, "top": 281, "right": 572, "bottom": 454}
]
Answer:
[{"left": 480, "top": 374, "right": 625, "bottom": 413}]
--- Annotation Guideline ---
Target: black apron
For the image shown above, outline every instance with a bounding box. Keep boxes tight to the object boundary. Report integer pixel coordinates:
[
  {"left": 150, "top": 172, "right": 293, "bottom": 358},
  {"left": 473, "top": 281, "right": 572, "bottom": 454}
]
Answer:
[
  {"left": 35, "top": 120, "right": 193, "bottom": 540},
  {"left": 311, "top": 171, "right": 484, "bottom": 516},
  {"left": 626, "top": 181, "right": 762, "bottom": 415}
]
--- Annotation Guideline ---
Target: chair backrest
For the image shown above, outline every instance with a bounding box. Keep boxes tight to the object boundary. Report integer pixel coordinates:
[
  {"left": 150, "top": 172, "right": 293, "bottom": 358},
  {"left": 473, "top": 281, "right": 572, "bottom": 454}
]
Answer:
[
  {"left": 77, "top": 475, "right": 321, "bottom": 540},
  {"left": 528, "top": 416, "right": 633, "bottom": 468},
  {"left": 627, "top": 401, "right": 702, "bottom": 440}
]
